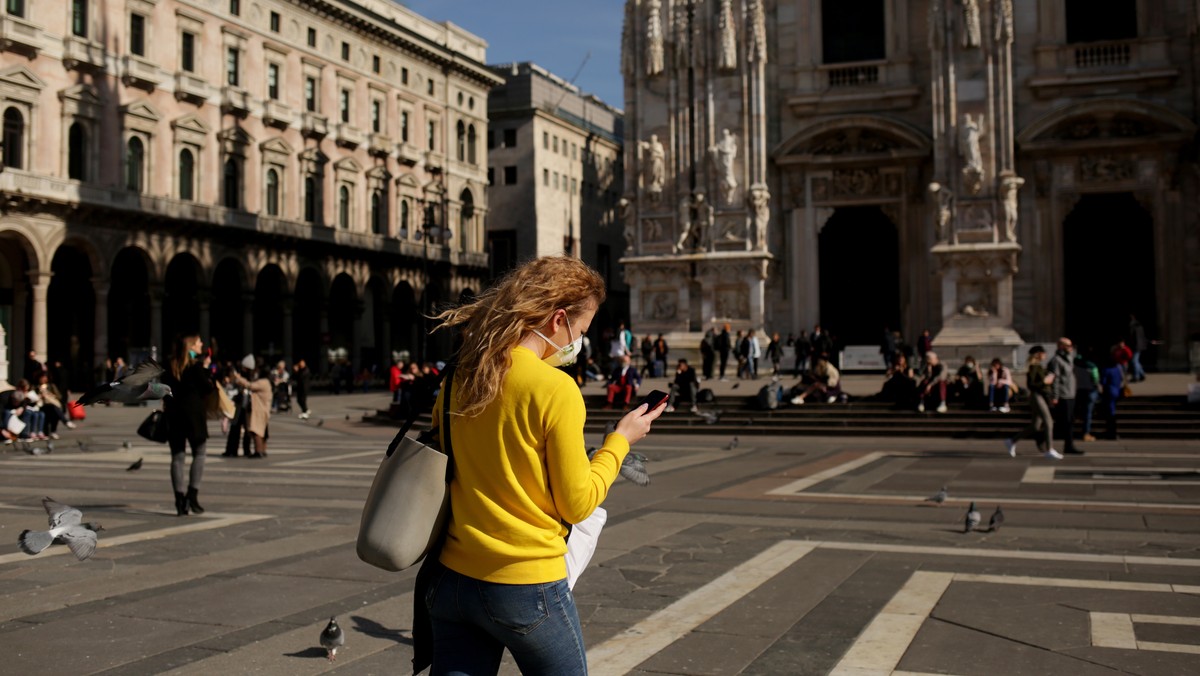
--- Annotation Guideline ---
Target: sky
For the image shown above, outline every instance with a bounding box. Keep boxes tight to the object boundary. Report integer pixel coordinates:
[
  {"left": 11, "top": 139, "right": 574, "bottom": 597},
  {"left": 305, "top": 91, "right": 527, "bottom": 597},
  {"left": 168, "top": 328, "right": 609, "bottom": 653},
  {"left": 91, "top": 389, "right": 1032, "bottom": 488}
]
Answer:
[{"left": 398, "top": 1, "right": 627, "bottom": 109}]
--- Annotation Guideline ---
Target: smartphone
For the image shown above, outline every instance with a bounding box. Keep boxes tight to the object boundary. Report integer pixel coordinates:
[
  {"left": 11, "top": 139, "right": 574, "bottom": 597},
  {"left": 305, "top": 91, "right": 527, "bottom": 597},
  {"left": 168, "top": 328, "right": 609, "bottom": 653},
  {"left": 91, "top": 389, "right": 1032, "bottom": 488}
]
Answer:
[{"left": 635, "top": 389, "right": 669, "bottom": 413}]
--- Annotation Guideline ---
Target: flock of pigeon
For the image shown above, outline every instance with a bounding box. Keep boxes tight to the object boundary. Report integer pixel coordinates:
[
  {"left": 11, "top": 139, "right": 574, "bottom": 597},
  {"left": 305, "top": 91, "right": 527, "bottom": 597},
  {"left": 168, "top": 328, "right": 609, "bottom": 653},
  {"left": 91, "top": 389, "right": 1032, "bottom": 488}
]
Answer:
[{"left": 925, "top": 486, "right": 1005, "bottom": 533}]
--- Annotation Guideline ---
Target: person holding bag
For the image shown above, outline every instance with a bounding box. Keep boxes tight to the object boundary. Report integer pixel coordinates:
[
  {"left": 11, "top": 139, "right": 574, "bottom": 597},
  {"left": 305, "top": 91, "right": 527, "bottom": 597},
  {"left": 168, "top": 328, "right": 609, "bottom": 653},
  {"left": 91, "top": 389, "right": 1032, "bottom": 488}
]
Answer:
[
  {"left": 421, "top": 256, "right": 665, "bottom": 675},
  {"left": 161, "top": 335, "right": 215, "bottom": 516},
  {"left": 230, "top": 356, "right": 273, "bottom": 459}
]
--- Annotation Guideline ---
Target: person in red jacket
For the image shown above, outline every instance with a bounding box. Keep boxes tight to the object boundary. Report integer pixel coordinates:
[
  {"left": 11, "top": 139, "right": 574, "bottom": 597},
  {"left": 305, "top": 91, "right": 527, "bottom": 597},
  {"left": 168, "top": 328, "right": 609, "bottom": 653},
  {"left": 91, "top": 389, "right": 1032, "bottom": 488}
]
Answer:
[
  {"left": 604, "top": 354, "right": 641, "bottom": 409},
  {"left": 388, "top": 359, "right": 404, "bottom": 403}
]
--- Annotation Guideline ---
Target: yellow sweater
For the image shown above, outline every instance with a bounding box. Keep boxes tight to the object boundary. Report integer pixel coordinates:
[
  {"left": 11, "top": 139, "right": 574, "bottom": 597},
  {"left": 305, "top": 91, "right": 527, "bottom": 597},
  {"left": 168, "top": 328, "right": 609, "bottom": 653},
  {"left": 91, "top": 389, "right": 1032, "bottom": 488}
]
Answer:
[{"left": 434, "top": 346, "right": 630, "bottom": 584}]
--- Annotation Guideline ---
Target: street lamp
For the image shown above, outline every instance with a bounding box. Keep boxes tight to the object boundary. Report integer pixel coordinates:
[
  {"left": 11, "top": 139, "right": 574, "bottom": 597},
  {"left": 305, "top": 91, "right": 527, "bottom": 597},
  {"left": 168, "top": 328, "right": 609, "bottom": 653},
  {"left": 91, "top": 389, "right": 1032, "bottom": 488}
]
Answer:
[{"left": 399, "top": 200, "right": 451, "bottom": 362}]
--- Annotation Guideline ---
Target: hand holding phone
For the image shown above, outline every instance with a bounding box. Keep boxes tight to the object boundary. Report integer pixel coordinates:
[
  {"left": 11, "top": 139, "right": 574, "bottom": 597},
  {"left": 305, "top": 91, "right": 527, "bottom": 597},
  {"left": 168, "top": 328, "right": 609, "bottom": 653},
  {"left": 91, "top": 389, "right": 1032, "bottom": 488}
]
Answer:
[{"left": 615, "top": 389, "right": 667, "bottom": 446}]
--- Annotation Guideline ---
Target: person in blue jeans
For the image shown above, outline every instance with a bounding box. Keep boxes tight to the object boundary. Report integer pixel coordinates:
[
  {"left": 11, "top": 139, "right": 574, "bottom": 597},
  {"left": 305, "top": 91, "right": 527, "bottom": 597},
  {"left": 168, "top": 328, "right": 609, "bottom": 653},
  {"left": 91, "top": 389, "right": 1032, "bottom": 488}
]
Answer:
[{"left": 2, "top": 380, "right": 47, "bottom": 440}]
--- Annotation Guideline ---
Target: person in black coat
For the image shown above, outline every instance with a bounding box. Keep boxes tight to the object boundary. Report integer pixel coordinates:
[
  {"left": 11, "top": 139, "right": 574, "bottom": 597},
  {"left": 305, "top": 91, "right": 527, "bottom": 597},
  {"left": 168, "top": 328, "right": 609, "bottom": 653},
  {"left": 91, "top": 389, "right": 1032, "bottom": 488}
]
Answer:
[{"left": 160, "top": 334, "right": 215, "bottom": 516}]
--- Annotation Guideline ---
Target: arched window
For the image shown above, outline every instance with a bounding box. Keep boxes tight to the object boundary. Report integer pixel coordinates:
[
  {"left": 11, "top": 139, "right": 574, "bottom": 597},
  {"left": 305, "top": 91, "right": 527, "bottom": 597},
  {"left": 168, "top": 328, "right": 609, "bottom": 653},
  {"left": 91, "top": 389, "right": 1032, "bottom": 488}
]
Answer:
[
  {"left": 265, "top": 168, "right": 280, "bottom": 216},
  {"left": 125, "top": 136, "right": 144, "bottom": 192},
  {"left": 178, "top": 148, "right": 195, "bottom": 200},
  {"left": 338, "top": 185, "right": 350, "bottom": 228},
  {"left": 68, "top": 122, "right": 87, "bottom": 180},
  {"left": 370, "top": 189, "right": 384, "bottom": 235},
  {"left": 400, "top": 199, "right": 410, "bottom": 237},
  {"left": 467, "top": 124, "right": 477, "bottom": 165},
  {"left": 3, "top": 107, "right": 25, "bottom": 170},
  {"left": 304, "top": 174, "right": 317, "bottom": 222},
  {"left": 460, "top": 188, "right": 474, "bottom": 248},
  {"left": 456, "top": 120, "right": 466, "bottom": 162},
  {"left": 223, "top": 158, "right": 240, "bottom": 209}
]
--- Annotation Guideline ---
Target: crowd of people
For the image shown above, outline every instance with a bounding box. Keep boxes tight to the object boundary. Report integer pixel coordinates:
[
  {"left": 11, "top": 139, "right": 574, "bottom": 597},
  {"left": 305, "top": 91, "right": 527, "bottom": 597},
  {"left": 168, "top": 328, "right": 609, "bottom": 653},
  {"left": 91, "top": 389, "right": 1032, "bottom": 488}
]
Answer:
[{"left": 1, "top": 351, "right": 80, "bottom": 444}]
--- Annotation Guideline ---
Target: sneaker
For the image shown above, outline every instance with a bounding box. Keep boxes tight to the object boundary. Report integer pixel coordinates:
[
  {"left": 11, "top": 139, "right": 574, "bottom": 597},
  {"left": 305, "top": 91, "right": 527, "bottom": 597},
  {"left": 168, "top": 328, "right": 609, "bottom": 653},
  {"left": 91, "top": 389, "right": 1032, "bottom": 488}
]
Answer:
[
  {"left": 49, "top": 433, "right": 60, "bottom": 440},
  {"left": 990, "top": 406, "right": 998, "bottom": 412},
  {"left": 64, "top": 421, "right": 77, "bottom": 429},
  {"left": 999, "top": 405, "right": 1011, "bottom": 413},
  {"left": 936, "top": 403, "right": 948, "bottom": 414},
  {"left": 827, "top": 396, "right": 837, "bottom": 404},
  {"left": 1004, "top": 439, "right": 1017, "bottom": 457},
  {"left": 917, "top": 402, "right": 925, "bottom": 413},
  {"left": 1044, "top": 449, "right": 1064, "bottom": 460},
  {"left": 665, "top": 405, "right": 676, "bottom": 413},
  {"left": 1082, "top": 434, "right": 1096, "bottom": 442},
  {"left": 690, "top": 406, "right": 700, "bottom": 414},
  {"left": 791, "top": 396, "right": 805, "bottom": 405},
  {"left": 1064, "top": 448, "right": 1086, "bottom": 455}
]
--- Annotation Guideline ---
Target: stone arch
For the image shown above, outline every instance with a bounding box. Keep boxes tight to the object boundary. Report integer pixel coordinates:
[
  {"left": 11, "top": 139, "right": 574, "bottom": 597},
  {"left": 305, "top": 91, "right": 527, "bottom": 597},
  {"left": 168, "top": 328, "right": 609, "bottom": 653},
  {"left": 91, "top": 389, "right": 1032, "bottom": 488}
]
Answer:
[
  {"left": 163, "top": 252, "right": 205, "bottom": 346},
  {"left": 211, "top": 256, "right": 247, "bottom": 361},
  {"left": 47, "top": 243, "right": 96, "bottom": 389},
  {"left": 773, "top": 115, "right": 932, "bottom": 163},
  {"left": 363, "top": 275, "right": 389, "bottom": 372},
  {"left": 293, "top": 265, "right": 325, "bottom": 368},
  {"left": 253, "top": 264, "right": 288, "bottom": 359},
  {"left": 328, "top": 272, "right": 359, "bottom": 368},
  {"left": 108, "top": 246, "right": 154, "bottom": 362},
  {"left": 0, "top": 217, "right": 49, "bottom": 272},
  {"left": 390, "top": 280, "right": 419, "bottom": 362},
  {"left": 1016, "top": 98, "right": 1196, "bottom": 151}
]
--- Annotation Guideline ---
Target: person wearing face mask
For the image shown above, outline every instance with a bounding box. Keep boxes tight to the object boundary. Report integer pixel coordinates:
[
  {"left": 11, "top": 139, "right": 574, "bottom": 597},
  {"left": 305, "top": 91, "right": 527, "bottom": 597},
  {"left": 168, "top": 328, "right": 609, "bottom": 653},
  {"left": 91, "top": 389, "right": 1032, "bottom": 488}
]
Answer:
[
  {"left": 419, "top": 256, "right": 666, "bottom": 676},
  {"left": 161, "top": 334, "right": 215, "bottom": 516}
]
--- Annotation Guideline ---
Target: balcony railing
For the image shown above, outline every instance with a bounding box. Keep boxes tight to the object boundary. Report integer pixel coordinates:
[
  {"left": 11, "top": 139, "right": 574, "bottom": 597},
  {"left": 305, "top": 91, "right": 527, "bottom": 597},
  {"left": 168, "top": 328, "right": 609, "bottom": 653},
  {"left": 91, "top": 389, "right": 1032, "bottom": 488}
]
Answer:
[
  {"left": 827, "top": 63, "right": 880, "bottom": 88},
  {"left": 301, "top": 111, "right": 329, "bottom": 138},
  {"left": 335, "top": 123, "right": 363, "bottom": 148},
  {"left": 368, "top": 132, "right": 393, "bottom": 156},
  {"left": 220, "top": 86, "right": 253, "bottom": 115},
  {"left": 1074, "top": 41, "right": 1132, "bottom": 69},
  {"left": 1, "top": 13, "right": 43, "bottom": 54},
  {"left": 174, "top": 72, "right": 213, "bottom": 104},
  {"left": 62, "top": 36, "right": 107, "bottom": 71},
  {"left": 263, "top": 99, "right": 295, "bottom": 128},
  {"left": 396, "top": 143, "right": 422, "bottom": 165},
  {"left": 122, "top": 54, "right": 164, "bottom": 89}
]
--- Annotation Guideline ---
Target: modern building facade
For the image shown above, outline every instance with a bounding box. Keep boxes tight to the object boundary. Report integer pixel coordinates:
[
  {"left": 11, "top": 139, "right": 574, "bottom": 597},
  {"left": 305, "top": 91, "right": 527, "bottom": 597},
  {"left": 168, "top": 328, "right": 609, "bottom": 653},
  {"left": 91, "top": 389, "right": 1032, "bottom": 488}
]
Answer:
[
  {"left": 0, "top": 0, "right": 502, "bottom": 388},
  {"left": 621, "top": 0, "right": 1200, "bottom": 370},
  {"left": 486, "top": 62, "right": 629, "bottom": 329}
]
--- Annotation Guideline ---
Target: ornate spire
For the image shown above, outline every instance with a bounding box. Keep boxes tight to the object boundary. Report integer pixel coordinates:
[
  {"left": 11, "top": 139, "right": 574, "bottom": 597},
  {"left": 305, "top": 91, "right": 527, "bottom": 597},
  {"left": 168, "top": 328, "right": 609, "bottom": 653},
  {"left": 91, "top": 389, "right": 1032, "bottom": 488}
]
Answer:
[
  {"left": 717, "top": 0, "right": 737, "bottom": 71},
  {"left": 645, "top": 0, "right": 664, "bottom": 77},
  {"left": 747, "top": 0, "right": 767, "bottom": 64}
]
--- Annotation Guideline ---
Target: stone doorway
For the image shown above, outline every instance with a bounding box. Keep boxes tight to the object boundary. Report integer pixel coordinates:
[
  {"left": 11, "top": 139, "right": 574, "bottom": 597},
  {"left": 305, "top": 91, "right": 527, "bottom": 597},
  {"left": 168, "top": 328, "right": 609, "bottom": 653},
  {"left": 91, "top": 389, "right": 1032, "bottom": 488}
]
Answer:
[
  {"left": 1062, "top": 192, "right": 1157, "bottom": 361},
  {"left": 818, "top": 206, "right": 900, "bottom": 346}
]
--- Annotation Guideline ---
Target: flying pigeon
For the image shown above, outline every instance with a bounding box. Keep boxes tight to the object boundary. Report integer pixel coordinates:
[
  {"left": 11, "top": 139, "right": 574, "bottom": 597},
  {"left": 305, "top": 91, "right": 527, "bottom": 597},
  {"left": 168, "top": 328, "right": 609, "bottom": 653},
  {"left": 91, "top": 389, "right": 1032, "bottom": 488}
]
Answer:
[
  {"left": 126, "top": 458, "right": 144, "bottom": 472},
  {"left": 964, "top": 502, "right": 981, "bottom": 533},
  {"left": 727, "top": 436, "right": 739, "bottom": 450},
  {"left": 18, "top": 497, "right": 104, "bottom": 561},
  {"left": 988, "top": 506, "right": 1004, "bottom": 532},
  {"left": 731, "top": 383, "right": 740, "bottom": 390},
  {"left": 925, "top": 486, "right": 948, "bottom": 506},
  {"left": 75, "top": 360, "right": 171, "bottom": 406},
  {"left": 696, "top": 409, "right": 722, "bottom": 425},
  {"left": 320, "top": 616, "right": 345, "bottom": 661},
  {"left": 316, "top": 419, "right": 325, "bottom": 427}
]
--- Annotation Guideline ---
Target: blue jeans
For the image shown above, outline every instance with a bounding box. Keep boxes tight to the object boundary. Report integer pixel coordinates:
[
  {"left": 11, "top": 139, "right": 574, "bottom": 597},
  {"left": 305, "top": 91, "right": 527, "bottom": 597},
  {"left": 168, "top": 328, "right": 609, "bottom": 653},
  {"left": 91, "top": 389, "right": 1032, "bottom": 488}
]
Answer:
[
  {"left": 1131, "top": 351, "right": 1145, "bottom": 381},
  {"left": 426, "top": 564, "right": 587, "bottom": 676},
  {"left": 988, "top": 384, "right": 1010, "bottom": 408},
  {"left": 1080, "top": 390, "right": 1100, "bottom": 435}
]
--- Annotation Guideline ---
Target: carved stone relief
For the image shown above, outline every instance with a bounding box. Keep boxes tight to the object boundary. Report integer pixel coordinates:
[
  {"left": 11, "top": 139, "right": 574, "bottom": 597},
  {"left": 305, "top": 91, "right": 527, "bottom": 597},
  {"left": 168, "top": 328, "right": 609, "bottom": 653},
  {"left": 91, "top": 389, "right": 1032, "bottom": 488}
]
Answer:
[
  {"left": 642, "top": 216, "right": 670, "bottom": 243},
  {"left": 807, "top": 129, "right": 901, "bottom": 156},
  {"left": 957, "top": 279, "right": 996, "bottom": 317},
  {"left": 639, "top": 134, "right": 666, "bottom": 201},
  {"left": 708, "top": 128, "right": 739, "bottom": 205},
  {"left": 1000, "top": 175, "right": 1024, "bottom": 242},
  {"left": 644, "top": 290, "right": 679, "bottom": 320},
  {"left": 959, "top": 203, "right": 994, "bottom": 233},
  {"left": 714, "top": 287, "right": 750, "bottom": 320},
  {"left": 994, "top": 0, "right": 1013, "bottom": 43},
  {"left": 960, "top": 113, "right": 986, "bottom": 195},
  {"left": 929, "top": 182, "right": 955, "bottom": 243},
  {"left": 748, "top": 184, "right": 770, "bottom": 251},
  {"left": 747, "top": 0, "right": 767, "bottom": 63},
  {"left": 811, "top": 169, "right": 903, "bottom": 202},
  {"left": 961, "top": 0, "right": 981, "bottom": 48},
  {"left": 717, "top": 0, "right": 737, "bottom": 71},
  {"left": 1079, "top": 155, "right": 1136, "bottom": 183},
  {"left": 717, "top": 214, "right": 745, "bottom": 242},
  {"left": 645, "top": 0, "right": 664, "bottom": 77}
]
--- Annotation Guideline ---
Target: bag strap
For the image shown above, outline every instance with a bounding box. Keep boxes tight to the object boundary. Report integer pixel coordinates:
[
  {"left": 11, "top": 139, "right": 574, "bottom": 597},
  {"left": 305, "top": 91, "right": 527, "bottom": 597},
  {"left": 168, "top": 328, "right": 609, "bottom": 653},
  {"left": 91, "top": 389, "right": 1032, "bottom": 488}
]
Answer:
[{"left": 383, "top": 365, "right": 455, "bottom": 475}]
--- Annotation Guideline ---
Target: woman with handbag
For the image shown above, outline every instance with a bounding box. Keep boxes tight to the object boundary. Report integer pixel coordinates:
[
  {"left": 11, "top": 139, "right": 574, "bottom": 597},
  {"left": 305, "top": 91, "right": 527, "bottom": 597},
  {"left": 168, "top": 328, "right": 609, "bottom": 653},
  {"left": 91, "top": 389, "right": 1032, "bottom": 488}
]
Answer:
[
  {"left": 423, "top": 256, "right": 665, "bottom": 675},
  {"left": 161, "top": 334, "right": 215, "bottom": 516},
  {"left": 230, "top": 356, "right": 273, "bottom": 459}
]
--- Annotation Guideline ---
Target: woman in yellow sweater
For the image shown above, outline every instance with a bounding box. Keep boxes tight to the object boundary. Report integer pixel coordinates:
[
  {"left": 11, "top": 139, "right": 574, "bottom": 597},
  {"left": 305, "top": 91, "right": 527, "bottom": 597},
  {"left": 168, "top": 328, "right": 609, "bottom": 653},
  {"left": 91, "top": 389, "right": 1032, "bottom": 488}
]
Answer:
[{"left": 426, "top": 256, "right": 664, "bottom": 675}]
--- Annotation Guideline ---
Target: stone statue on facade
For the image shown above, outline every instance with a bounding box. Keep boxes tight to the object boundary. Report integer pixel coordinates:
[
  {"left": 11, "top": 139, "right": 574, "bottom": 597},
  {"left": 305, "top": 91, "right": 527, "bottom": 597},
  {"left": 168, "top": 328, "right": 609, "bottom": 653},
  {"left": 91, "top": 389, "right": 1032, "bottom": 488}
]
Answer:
[
  {"left": 1000, "top": 175, "right": 1024, "bottom": 242},
  {"left": 994, "top": 0, "right": 1014, "bottom": 44},
  {"left": 928, "top": 182, "right": 954, "bottom": 242},
  {"left": 619, "top": 197, "right": 636, "bottom": 251},
  {"left": 673, "top": 3, "right": 690, "bottom": 68},
  {"left": 747, "top": 0, "right": 767, "bottom": 63},
  {"left": 709, "top": 128, "right": 739, "bottom": 206},
  {"left": 675, "top": 193, "right": 693, "bottom": 253},
  {"left": 960, "top": 113, "right": 985, "bottom": 195},
  {"left": 640, "top": 134, "right": 666, "bottom": 202},
  {"left": 717, "top": 0, "right": 737, "bottom": 71},
  {"left": 749, "top": 184, "right": 770, "bottom": 251},
  {"left": 621, "top": 1, "right": 635, "bottom": 78},
  {"left": 928, "top": 0, "right": 943, "bottom": 50},
  {"left": 694, "top": 192, "right": 714, "bottom": 250},
  {"left": 645, "top": 0, "right": 665, "bottom": 77},
  {"left": 961, "top": 0, "right": 981, "bottom": 48}
]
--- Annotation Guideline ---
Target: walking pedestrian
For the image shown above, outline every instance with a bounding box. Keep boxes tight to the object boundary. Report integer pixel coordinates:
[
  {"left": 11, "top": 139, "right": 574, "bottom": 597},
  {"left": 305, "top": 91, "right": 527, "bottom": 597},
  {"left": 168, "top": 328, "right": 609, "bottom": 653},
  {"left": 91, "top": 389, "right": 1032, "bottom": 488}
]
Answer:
[
  {"left": 767, "top": 332, "right": 784, "bottom": 376},
  {"left": 700, "top": 327, "right": 716, "bottom": 380},
  {"left": 1127, "top": 314, "right": 1148, "bottom": 382},
  {"left": 748, "top": 329, "right": 762, "bottom": 379},
  {"left": 1048, "top": 338, "right": 1083, "bottom": 455},
  {"left": 1074, "top": 350, "right": 1101, "bottom": 441},
  {"left": 810, "top": 325, "right": 833, "bottom": 362},
  {"left": 293, "top": 357, "right": 311, "bottom": 419},
  {"left": 716, "top": 323, "right": 732, "bottom": 380},
  {"left": 1005, "top": 346, "right": 1061, "bottom": 459},
  {"left": 1099, "top": 357, "right": 1125, "bottom": 439},
  {"left": 640, "top": 334, "right": 654, "bottom": 379},
  {"left": 161, "top": 334, "right": 216, "bottom": 516},
  {"left": 735, "top": 330, "right": 750, "bottom": 379},
  {"left": 420, "top": 256, "right": 664, "bottom": 675},
  {"left": 880, "top": 327, "right": 898, "bottom": 370}
]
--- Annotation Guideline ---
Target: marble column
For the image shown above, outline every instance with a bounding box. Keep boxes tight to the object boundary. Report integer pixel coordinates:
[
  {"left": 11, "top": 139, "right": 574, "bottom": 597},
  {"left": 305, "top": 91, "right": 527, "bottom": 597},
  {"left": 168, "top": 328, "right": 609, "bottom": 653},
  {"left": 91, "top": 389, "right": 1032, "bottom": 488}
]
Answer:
[
  {"left": 91, "top": 278, "right": 110, "bottom": 369},
  {"left": 148, "top": 284, "right": 164, "bottom": 361},
  {"left": 28, "top": 271, "right": 52, "bottom": 365},
  {"left": 281, "top": 296, "right": 294, "bottom": 363}
]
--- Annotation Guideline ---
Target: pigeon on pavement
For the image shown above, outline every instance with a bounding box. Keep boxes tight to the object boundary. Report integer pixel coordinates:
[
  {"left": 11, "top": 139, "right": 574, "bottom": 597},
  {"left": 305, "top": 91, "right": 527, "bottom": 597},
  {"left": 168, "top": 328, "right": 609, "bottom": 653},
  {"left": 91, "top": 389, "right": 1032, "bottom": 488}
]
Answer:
[
  {"left": 320, "top": 616, "right": 345, "bottom": 661},
  {"left": 75, "top": 359, "right": 171, "bottom": 406},
  {"left": 696, "top": 409, "right": 723, "bottom": 425},
  {"left": 24, "top": 441, "right": 51, "bottom": 456},
  {"left": 988, "top": 506, "right": 1005, "bottom": 532},
  {"left": 925, "top": 486, "right": 948, "bottom": 506},
  {"left": 126, "top": 458, "right": 144, "bottom": 471},
  {"left": 964, "top": 502, "right": 981, "bottom": 533},
  {"left": 18, "top": 497, "right": 104, "bottom": 561},
  {"left": 727, "top": 436, "right": 739, "bottom": 450}
]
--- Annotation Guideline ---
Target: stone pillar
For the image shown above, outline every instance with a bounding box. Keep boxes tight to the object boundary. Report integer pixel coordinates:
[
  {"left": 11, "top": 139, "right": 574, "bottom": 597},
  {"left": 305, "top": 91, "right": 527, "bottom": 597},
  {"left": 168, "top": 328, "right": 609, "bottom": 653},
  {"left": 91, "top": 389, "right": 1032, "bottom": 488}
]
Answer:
[
  {"left": 12, "top": 284, "right": 27, "bottom": 380},
  {"left": 148, "top": 284, "right": 164, "bottom": 361},
  {"left": 318, "top": 301, "right": 330, "bottom": 375},
  {"left": 92, "top": 278, "right": 110, "bottom": 368},
  {"left": 281, "top": 296, "right": 294, "bottom": 363},
  {"left": 28, "top": 271, "right": 52, "bottom": 365},
  {"left": 0, "top": 323, "right": 11, "bottom": 390},
  {"left": 242, "top": 292, "right": 255, "bottom": 358}
]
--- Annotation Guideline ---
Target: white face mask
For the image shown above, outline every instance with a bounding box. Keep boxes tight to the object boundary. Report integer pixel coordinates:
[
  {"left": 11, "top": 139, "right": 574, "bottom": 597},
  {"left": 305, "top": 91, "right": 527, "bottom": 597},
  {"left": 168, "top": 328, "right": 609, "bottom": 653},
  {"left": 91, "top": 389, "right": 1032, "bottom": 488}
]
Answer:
[{"left": 534, "top": 314, "right": 583, "bottom": 367}]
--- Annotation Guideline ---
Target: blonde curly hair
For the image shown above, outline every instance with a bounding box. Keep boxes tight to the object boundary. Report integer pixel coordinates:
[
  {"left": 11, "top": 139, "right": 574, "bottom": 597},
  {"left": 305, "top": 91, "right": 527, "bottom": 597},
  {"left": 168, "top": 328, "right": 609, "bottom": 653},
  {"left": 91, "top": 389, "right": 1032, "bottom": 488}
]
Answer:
[{"left": 435, "top": 256, "right": 605, "bottom": 417}]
